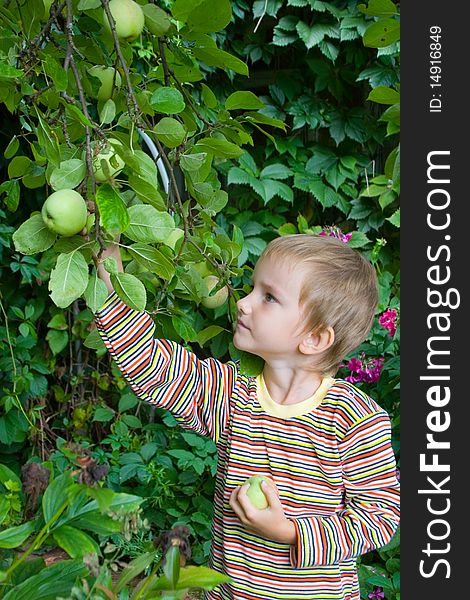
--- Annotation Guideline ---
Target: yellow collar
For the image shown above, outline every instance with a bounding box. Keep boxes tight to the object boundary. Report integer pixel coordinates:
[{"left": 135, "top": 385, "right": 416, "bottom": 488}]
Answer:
[{"left": 255, "top": 374, "right": 335, "bottom": 418}]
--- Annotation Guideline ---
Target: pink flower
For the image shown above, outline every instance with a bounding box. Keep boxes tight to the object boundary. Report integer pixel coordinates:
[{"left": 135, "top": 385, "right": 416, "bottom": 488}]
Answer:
[
  {"left": 344, "top": 352, "right": 384, "bottom": 384},
  {"left": 368, "top": 587, "right": 385, "bottom": 600},
  {"left": 379, "top": 308, "right": 398, "bottom": 337},
  {"left": 319, "top": 226, "right": 352, "bottom": 244}
]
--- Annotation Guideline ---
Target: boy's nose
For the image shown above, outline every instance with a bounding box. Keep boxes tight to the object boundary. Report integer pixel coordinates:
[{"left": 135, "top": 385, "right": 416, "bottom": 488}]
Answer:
[{"left": 237, "top": 294, "right": 252, "bottom": 315}]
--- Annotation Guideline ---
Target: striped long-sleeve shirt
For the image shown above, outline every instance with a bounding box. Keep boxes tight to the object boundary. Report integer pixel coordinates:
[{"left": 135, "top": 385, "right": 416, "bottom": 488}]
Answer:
[{"left": 95, "top": 293, "right": 400, "bottom": 600}]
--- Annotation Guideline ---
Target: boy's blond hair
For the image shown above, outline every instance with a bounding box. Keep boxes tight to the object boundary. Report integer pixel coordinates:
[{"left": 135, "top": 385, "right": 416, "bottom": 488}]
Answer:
[{"left": 259, "top": 234, "right": 378, "bottom": 375}]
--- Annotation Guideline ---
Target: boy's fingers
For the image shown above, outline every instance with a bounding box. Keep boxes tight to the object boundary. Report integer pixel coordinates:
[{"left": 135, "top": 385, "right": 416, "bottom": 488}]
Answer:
[{"left": 261, "top": 480, "right": 281, "bottom": 507}]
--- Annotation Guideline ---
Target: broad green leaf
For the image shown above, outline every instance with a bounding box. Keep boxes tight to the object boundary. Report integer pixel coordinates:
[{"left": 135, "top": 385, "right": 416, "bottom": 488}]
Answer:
[
  {"left": 0, "top": 65, "right": 23, "bottom": 79},
  {"left": 194, "top": 45, "right": 248, "bottom": 76},
  {"left": 154, "top": 117, "right": 186, "bottom": 148},
  {"left": 84, "top": 270, "right": 109, "bottom": 313},
  {"left": 8, "top": 155, "right": 31, "bottom": 178},
  {"left": 358, "top": 0, "right": 397, "bottom": 17},
  {"left": 176, "top": 565, "right": 231, "bottom": 590},
  {"left": 142, "top": 4, "right": 171, "bottom": 36},
  {"left": 260, "top": 164, "right": 293, "bottom": 180},
  {"left": 49, "top": 251, "right": 90, "bottom": 308},
  {"left": 200, "top": 83, "right": 217, "bottom": 108},
  {"left": 127, "top": 243, "right": 176, "bottom": 280},
  {"left": 43, "top": 56, "right": 68, "bottom": 92},
  {"left": 172, "top": 0, "right": 231, "bottom": 32},
  {"left": 125, "top": 149, "right": 160, "bottom": 189},
  {"left": 126, "top": 205, "right": 175, "bottom": 243},
  {"left": 128, "top": 175, "right": 166, "bottom": 210},
  {"left": 225, "top": 91, "right": 264, "bottom": 111},
  {"left": 0, "top": 179, "right": 20, "bottom": 211},
  {"left": 78, "top": 0, "right": 101, "bottom": 8},
  {"left": 367, "top": 86, "right": 400, "bottom": 104},
  {"left": 99, "top": 98, "right": 116, "bottom": 124},
  {"left": 240, "top": 352, "right": 264, "bottom": 377},
  {"left": 180, "top": 152, "right": 207, "bottom": 172},
  {"left": 197, "top": 325, "right": 224, "bottom": 346},
  {"left": 150, "top": 87, "right": 186, "bottom": 114},
  {"left": 0, "top": 521, "right": 35, "bottom": 549},
  {"left": 50, "top": 159, "right": 86, "bottom": 191},
  {"left": 42, "top": 473, "right": 73, "bottom": 523},
  {"left": 83, "top": 328, "right": 107, "bottom": 351},
  {"left": 363, "top": 19, "right": 400, "bottom": 48},
  {"left": 244, "top": 112, "right": 286, "bottom": 131},
  {"left": 93, "top": 405, "right": 115, "bottom": 422},
  {"left": 0, "top": 464, "right": 22, "bottom": 487},
  {"left": 4, "top": 135, "right": 19, "bottom": 159},
  {"left": 387, "top": 208, "right": 400, "bottom": 227},
  {"left": 2, "top": 559, "right": 87, "bottom": 600},
  {"left": 13, "top": 214, "right": 57, "bottom": 255},
  {"left": 46, "top": 329, "right": 68, "bottom": 354},
  {"left": 95, "top": 184, "right": 130, "bottom": 234},
  {"left": 195, "top": 138, "right": 243, "bottom": 159},
  {"left": 163, "top": 545, "right": 180, "bottom": 589},
  {"left": 111, "top": 272, "right": 147, "bottom": 311},
  {"left": 52, "top": 525, "right": 100, "bottom": 558},
  {"left": 115, "top": 552, "right": 159, "bottom": 593}
]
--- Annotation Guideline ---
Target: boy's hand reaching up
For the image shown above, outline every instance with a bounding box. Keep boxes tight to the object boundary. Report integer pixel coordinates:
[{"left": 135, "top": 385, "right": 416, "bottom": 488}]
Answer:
[{"left": 229, "top": 479, "right": 297, "bottom": 545}]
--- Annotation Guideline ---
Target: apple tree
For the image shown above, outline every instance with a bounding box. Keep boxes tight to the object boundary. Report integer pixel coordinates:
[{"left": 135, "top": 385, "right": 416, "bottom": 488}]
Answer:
[{"left": 0, "top": 0, "right": 284, "bottom": 365}]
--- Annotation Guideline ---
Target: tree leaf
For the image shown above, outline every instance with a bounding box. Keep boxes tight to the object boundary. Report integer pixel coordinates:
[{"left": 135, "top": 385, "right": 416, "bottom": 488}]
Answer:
[
  {"left": 150, "top": 87, "right": 186, "bottom": 114},
  {"left": 363, "top": 19, "right": 400, "bottom": 48},
  {"left": 225, "top": 91, "right": 264, "bottom": 111},
  {"left": 49, "top": 159, "right": 86, "bottom": 191},
  {"left": 111, "top": 272, "right": 147, "bottom": 311},
  {"left": 142, "top": 4, "right": 171, "bottom": 36},
  {"left": 154, "top": 117, "right": 186, "bottom": 148},
  {"left": 0, "top": 178, "right": 20, "bottom": 211},
  {"left": 367, "top": 86, "right": 400, "bottom": 105},
  {"left": 358, "top": 0, "right": 397, "bottom": 17},
  {"left": 52, "top": 525, "right": 100, "bottom": 558},
  {"left": 99, "top": 98, "right": 116, "bottom": 124},
  {"left": 95, "top": 184, "right": 130, "bottom": 234},
  {"left": 172, "top": 0, "right": 232, "bottom": 33},
  {"left": 127, "top": 243, "right": 176, "bottom": 280},
  {"left": 125, "top": 205, "right": 175, "bottom": 243},
  {"left": 200, "top": 83, "right": 217, "bottom": 108},
  {"left": 12, "top": 214, "right": 57, "bottom": 255},
  {"left": 46, "top": 329, "right": 69, "bottom": 355},
  {"left": 84, "top": 270, "right": 110, "bottom": 313},
  {"left": 8, "top": 156, "right": 31, "bottom": 178},
  {"left": 195, "top": 138, "right": 243, "bottom": 159},
  {"left": 49, "top": 251, "right": 90, "bottom": 308}
]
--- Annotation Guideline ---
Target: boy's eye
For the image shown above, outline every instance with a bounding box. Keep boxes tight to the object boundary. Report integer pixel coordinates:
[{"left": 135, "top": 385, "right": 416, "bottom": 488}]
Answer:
[{"left": 265, "top": 293, "right": 277, "bottom": 303}]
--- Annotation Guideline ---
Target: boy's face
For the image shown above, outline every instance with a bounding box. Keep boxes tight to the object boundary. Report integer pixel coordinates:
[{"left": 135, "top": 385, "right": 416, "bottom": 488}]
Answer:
[{"left": 233, "top": 256, "right": 309, "bottom": 363}]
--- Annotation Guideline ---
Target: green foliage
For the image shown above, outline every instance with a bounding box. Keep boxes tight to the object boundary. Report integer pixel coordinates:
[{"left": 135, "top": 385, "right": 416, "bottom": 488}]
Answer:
[{"left": 0, "top": 0, "right": 399, "bottom": 596}]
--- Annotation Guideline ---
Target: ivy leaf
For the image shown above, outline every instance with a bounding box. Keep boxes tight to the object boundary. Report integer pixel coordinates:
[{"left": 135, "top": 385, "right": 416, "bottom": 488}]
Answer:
[
  {"left": 125, "top": 206, "right": 175, "bottom": 243},
  {"left": 95, "top": 184, "right": 129, "bottom": 234},
  {"left": 12, "top": 214, "right": 57, "bottom": 255},
  {"left": 367, "top": 86, "right": 400, "bottom": 104},
  {"left": 260, "top": 164, "right": 292, "bottom": 180},
  {"left": 386, "top": 208, "right": 400, "bottom": 228},
  {"left": 50, "top": 159, "right": 86, "bottom": 191},
  {"left": 110, "top": 272, "right": 147, "bottom": 311},
  {"left": 49, "top": 251, "right": 89, "bottom": 308}
]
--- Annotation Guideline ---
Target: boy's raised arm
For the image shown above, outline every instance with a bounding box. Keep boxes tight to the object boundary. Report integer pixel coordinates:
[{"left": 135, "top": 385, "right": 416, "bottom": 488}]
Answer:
[{"left": 95, "top": 242, "right": 123, "bottom": 294}]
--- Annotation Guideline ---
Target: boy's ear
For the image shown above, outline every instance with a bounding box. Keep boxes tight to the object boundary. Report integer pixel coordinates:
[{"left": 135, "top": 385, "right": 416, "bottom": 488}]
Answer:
[{"left": 299, "top": 326, "right": 335, "bottom": 356}]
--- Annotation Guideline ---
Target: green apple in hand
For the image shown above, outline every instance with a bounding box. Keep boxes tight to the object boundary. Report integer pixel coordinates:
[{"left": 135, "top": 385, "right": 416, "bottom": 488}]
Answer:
[
  {"left": 92, "top": 138, "right": 125, "bottom": 182},
  {"left": 201, "top": 275, "right": 228, "bottom": 309},
  {"left": 244, "top": 476, "right": 270, "bottom": 510},
  {"left": 88, "top": 66, "right": 122, "bottom": 101},
  {"left": 41, "top": 189, "right": 88, "bottom": 237},
  {"left": 103, "top": 0, "right": 145, "bottom": 42}
]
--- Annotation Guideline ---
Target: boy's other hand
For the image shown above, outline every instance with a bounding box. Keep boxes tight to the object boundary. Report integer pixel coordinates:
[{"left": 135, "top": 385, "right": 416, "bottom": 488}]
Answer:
[{"left": 229, "top": 479, "right": 297, "bottom": 545}]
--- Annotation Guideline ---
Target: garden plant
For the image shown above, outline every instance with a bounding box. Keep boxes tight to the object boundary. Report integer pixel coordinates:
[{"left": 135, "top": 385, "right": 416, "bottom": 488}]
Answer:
[{"left": 0, "top": 0, "right": 400, "bottom": 598}]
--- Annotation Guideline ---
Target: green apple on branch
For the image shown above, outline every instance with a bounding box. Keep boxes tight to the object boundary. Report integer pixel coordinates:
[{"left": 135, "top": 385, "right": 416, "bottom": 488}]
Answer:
[
  {"left": 103, "top": 0, "right": 145, "bottom": 42},
  {"left": 87, "top": 66, "right": 122, "bottom": 101},
  {"left": 201, "top": 275, "right": 229, "bottom": 309},
  {"left": 41, "top": 189, "right": 88, "bottom": 237},
  {"left": 92, "top": 138, "right": 126, "bottom": 182}
]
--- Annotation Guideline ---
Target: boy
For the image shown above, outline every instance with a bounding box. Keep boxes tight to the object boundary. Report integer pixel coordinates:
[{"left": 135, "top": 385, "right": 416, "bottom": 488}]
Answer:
[{"left": 95, "top": 234, "right": 400, "bottom": 600}]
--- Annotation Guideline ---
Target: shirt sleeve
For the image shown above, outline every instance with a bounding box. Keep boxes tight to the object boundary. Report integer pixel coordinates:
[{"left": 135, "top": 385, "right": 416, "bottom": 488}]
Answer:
[
  {"left": 290, "top": 410, "right": 400, "bottom": 567},
  {"left": 94, "top": 292, "right": 237, "bottom": 443}
]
